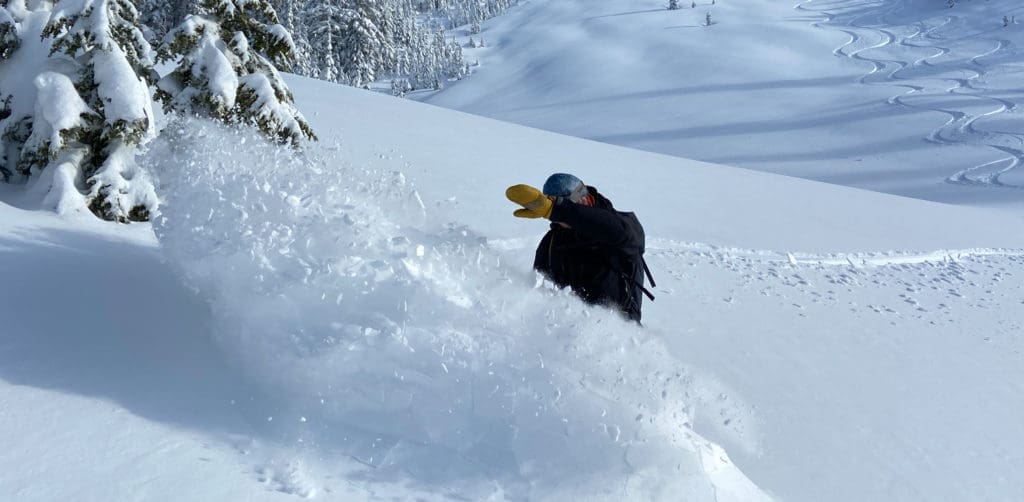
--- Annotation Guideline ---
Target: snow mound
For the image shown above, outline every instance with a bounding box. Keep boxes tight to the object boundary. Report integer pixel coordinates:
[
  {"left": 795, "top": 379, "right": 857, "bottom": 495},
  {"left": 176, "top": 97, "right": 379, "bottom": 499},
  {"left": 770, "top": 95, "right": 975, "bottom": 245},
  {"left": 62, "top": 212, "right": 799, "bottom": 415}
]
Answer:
[{"left": 150, "top": 119, "right": 771, "bottom": 501}]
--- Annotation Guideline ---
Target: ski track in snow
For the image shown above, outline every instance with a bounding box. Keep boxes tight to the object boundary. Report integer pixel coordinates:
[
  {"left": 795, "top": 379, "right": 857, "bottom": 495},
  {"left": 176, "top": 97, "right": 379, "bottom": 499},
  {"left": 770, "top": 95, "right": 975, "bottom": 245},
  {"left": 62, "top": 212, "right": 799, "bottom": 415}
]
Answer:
[{"left": 796, "top": 0, "right": 1024, "bottom": 188}]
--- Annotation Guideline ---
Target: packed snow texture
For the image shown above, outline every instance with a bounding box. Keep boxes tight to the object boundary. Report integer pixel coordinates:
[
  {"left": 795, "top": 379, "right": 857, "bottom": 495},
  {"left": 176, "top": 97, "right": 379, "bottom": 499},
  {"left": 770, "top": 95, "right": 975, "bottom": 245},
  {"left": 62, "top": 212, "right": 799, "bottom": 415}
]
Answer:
[{"left": 149, "top": 119, "right": 770, "bottom": 501}]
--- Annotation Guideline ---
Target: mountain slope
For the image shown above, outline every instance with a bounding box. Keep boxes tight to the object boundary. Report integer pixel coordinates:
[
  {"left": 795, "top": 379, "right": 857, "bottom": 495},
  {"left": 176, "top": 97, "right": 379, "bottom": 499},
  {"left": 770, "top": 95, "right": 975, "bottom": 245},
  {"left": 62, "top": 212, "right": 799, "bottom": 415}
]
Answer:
[
  {"left": 1, "top": 75, "right": 1023, "bottom": 501},
  {"left": 423, "top": 0, "right": 1024, "bottom": 209}
]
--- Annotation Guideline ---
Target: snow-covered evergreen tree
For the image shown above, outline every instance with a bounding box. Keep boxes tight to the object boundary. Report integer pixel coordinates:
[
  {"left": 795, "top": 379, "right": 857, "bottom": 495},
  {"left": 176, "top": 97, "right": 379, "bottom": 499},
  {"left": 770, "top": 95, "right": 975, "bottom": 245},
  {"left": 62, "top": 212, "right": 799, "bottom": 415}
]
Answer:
[
  {"left": 668, "top": 0, "right": 680, "bottom": 10},
  {"left": 270, "top": 0, "right": 297, "bottom": 33},
  {"left": 305, "top": 0, "right": 344, "bottom": 82},
  {"left": 283, "top": 0, "right": 513, "bottom": 91},
  {"left": 157, "top": 0, "right": 316, "bottom": 145},
  {"left": 335, "top": 0, "right": 394, "bottom": 87},
  {"left": 24, "top": 0, "right": 160, "bottom": 221},
  {"left": 418, "top": 0, "right": 518, "bottom": 30},
  {"left": 0, "top": 6, "right": 18, "bottom": 61},
  {"left": 139, "top": 0, "right": 177, "bottom": 41},
  {"left": 169, "top": 0, "right": 202, "bottom": 26},
  {"left": 0, "top": 6, "right": 21, "bottom": 181}
]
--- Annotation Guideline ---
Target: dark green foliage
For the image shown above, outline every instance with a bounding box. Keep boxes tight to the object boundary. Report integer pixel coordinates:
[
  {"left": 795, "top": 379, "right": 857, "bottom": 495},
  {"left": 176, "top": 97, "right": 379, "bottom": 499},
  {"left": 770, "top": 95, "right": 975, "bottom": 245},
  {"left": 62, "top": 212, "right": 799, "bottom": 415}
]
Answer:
[
  {"left": 0, "top": 13, "right": 18, "bottom": 60},
  {"left": 158, "top": 0, "right": 316, "bottom": 145},
  {"left": 204, "top": 0, "right": 293, "bottom": 67}
]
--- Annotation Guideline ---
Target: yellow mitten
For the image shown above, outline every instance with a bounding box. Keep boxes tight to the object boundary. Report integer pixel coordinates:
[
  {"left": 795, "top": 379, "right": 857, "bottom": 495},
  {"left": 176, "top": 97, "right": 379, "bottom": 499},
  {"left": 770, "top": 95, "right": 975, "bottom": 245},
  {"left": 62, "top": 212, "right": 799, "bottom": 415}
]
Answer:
[{"left": 506, "top": 184, "right": 554, "bottom": 219}]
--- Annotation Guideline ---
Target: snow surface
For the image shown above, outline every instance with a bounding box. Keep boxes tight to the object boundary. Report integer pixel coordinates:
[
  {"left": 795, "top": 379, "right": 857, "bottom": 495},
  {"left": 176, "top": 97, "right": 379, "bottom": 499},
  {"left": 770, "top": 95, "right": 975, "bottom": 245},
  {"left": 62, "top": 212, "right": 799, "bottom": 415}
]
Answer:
[
  {"left": 4, "top": 74, "right": 1024, "bottom": 500},
  {"left": 292, "top": 80, "right": 1024, "bottom": 501},
  {"left": 4, "top": 1, "right": 1024, "bottom": 500},
  {"left": 423, "top": 0, "right": 1024, "bottom": 209}
]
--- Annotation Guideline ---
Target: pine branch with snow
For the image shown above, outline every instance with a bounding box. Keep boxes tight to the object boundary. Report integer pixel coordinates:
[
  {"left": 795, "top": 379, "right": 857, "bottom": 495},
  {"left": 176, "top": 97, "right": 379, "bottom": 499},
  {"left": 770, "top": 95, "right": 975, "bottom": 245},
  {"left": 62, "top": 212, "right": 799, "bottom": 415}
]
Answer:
[
  {"left": 19, "top": 72, "right": 96, "bottom": 173},
  {"left": 157, "top": 0, "right": 315, "bottom": 145},
  {"left": 138, "top": 0, "right": 175, "bottom": 42},
  {"left": 0, "top": 6, "right": 19, "bottom": 181},
  {"left": 0, "top": 6, "right": 18, "bottom": 60}
]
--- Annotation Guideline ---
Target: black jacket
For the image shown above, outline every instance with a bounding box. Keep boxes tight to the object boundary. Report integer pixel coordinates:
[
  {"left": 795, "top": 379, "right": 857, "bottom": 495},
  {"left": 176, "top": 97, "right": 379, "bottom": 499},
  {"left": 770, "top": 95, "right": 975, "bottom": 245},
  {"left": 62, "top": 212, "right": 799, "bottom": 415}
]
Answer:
[{"left": 533, "top": 186, "right": 647, "bottom": 321}]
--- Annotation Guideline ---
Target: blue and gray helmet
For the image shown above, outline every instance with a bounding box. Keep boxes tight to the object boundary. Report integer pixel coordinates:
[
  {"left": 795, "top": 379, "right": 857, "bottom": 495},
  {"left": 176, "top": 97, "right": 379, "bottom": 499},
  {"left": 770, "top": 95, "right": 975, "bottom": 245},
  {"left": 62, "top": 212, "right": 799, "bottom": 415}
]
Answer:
[{"left": 542, "top": 173, "right": 589, "bottom": 202}]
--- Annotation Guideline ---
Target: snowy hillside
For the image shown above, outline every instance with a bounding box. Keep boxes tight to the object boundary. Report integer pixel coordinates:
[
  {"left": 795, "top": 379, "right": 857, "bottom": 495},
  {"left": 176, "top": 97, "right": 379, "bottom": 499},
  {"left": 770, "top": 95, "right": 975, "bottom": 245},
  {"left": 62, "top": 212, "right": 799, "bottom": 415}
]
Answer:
[
  {"left": 3, "top": 73, "right": 1024, "bottom": 501},
  {"left": 296, "top": 79, "right": 1024, "bottom": 501},
  {"left": 424, "top": 0, "right": 1024, "bottom": 209},
  {"left": 5, "top": 0, "right": 1024, "bottom": 499}
]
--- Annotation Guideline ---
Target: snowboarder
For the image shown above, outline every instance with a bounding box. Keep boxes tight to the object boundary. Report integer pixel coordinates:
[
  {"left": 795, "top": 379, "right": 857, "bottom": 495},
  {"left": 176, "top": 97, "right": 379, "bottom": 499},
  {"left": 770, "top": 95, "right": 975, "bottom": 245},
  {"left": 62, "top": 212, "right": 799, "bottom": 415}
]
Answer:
[{"left": 505, "top": 173, "right": 654, "bottom": 322}]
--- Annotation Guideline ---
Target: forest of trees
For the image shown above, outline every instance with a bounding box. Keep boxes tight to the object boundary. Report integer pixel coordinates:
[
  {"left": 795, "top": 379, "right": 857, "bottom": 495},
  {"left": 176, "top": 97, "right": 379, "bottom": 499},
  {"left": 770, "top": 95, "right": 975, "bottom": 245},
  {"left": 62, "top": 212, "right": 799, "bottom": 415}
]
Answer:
[{"left": 145, "top": 0, "right": 520, "bottom": 93}]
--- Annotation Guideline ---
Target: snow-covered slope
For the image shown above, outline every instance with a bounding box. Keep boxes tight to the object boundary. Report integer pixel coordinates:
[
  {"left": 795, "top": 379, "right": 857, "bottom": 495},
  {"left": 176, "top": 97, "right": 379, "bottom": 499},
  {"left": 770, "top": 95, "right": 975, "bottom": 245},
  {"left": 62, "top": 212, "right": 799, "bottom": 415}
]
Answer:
[
  {"left": 423, "top": 0, "right": 1024, "bottom": 209},
  {"left": 3, "top": 74, "right": 1024, "bottom": 501},
  {"left": 299, "top": 81, "right": 1024, "bottom": 502}
]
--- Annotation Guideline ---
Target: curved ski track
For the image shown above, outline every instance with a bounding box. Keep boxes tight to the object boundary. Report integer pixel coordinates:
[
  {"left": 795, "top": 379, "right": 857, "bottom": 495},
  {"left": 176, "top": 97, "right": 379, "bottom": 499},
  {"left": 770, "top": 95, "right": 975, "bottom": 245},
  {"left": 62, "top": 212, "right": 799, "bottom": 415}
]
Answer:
[{"left": 795, "top": 0, "right": 1024, "bottom": 189}]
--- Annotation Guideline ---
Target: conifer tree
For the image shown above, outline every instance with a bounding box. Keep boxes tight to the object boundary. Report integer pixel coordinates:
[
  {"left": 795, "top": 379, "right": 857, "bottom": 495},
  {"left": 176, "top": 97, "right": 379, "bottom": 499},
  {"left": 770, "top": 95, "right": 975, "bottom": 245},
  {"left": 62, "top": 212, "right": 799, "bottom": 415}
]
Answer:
[
  {"left": 306, "top": 0, "right": 346, "bottom": 82},
  {"left": 336, "top": 0, "right": 394, "bottom": 87},
  {"left": 284, "top": 0, "right": 514, "bottom": 89},
  {"left": 34, "top": 0, "right": 160, "bottom": 221},
  {"left": 157, "top": 0, "right": 316, "bottom": 145}
]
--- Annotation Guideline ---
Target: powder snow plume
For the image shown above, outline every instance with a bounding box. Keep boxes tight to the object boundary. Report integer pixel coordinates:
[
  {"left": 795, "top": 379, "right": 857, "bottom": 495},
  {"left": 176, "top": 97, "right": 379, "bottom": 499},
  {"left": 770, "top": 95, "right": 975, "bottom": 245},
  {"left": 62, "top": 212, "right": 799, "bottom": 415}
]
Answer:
[{"left": 149, "top": 118, "right": 770, "bottom": 501}]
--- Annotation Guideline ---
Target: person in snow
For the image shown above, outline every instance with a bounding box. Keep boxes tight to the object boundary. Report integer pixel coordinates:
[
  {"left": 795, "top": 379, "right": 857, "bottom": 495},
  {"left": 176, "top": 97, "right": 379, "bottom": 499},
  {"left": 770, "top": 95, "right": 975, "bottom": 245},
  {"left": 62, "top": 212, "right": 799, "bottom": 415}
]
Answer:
[{"left": 505, "top": 173, "right": 654, "bottom": 322}]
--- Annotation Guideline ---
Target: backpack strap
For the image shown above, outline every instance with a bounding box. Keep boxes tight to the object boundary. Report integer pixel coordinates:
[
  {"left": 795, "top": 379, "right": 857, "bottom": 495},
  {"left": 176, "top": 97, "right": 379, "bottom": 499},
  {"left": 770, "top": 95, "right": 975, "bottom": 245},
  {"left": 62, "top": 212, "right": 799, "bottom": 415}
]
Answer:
[
  {"left": 641, "top": 257, "right": 656, "bottom": 288},
  {"left": 634, "top": 276, "right": 651, "bottom": 299},
  {"left": 614, "top": 259, "right": 656, "bottom": 301}
]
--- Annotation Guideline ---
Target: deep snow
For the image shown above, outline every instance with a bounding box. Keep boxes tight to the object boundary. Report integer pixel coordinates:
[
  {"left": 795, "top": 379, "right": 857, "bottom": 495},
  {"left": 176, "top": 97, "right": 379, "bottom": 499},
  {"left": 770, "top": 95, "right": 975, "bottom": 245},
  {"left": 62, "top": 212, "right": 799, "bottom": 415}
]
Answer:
[
  {"left": 4, "top": 0, "right": 1024, "bottom": 500},
  {"left": 4, "top": 76, "right": 1024, "bottom": 500}
]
